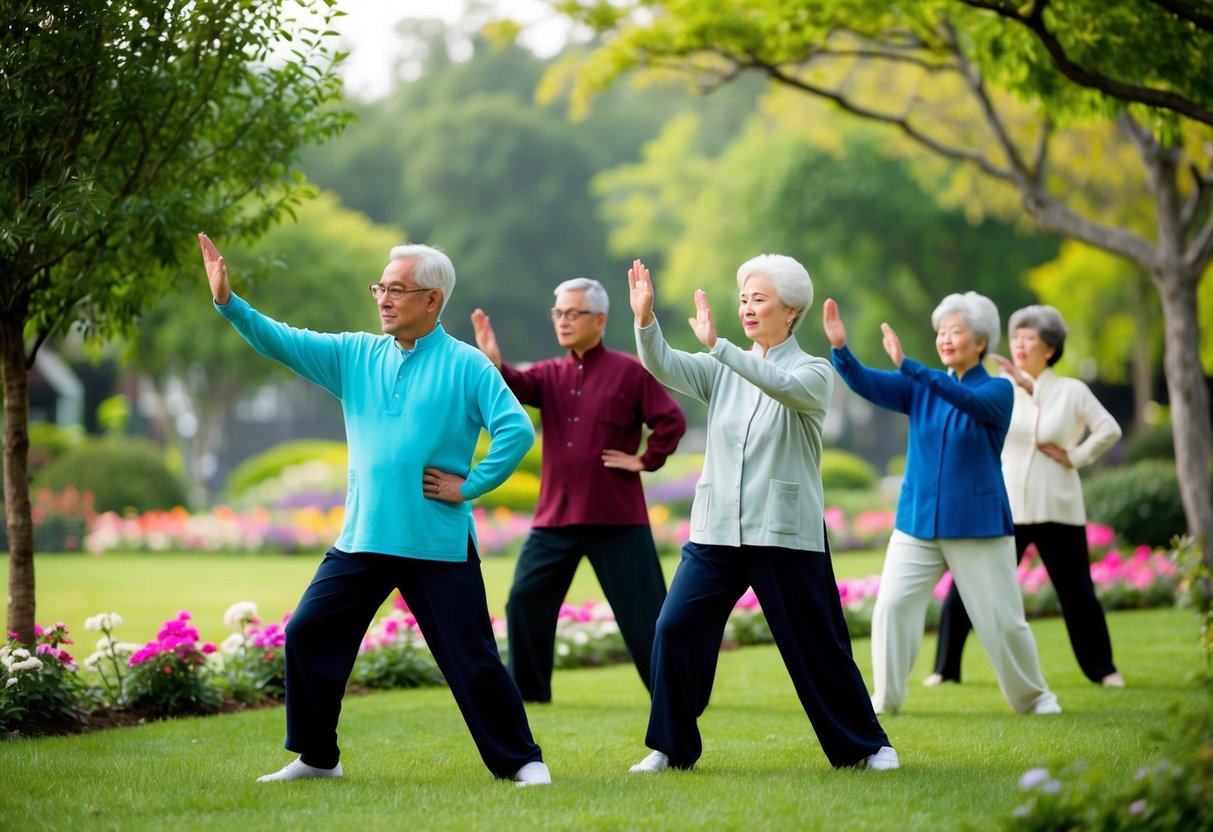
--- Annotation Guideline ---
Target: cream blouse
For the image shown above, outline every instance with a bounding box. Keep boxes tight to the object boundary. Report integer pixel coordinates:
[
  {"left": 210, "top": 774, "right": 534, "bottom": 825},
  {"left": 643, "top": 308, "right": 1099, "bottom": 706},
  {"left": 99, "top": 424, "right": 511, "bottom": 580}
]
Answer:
[{"left": 1001, "top": 368, "right": 1122, "bottom": 525}]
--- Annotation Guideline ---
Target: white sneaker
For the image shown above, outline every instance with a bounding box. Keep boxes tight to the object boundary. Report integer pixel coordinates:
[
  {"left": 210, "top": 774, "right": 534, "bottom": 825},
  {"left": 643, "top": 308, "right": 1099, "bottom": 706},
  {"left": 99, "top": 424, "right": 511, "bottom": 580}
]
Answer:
[
  {"left": 864, "top": 746, "right": 899, "bottom": 771},
  {"left": 256, "top": 758, "right": 343, "bottom": 783},
  {"left": 1101, "top": 672, "right": 1126, "bottom": 688},
  {"left": 1029, "top": 692, "right": 1062, "bottom": 715},
  {"left": 629, "top": 750, "right": 670, "bottom": 773},
  {"left": 513, "top": 761, "right": 551, "bottom": 787}
]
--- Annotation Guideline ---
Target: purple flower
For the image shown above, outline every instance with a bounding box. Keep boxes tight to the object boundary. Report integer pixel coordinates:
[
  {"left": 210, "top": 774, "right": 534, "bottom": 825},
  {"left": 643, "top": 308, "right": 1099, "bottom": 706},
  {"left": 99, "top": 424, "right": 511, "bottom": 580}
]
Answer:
[{"left": 1019, "top": 767, "right": 1050, "bottom": 789}]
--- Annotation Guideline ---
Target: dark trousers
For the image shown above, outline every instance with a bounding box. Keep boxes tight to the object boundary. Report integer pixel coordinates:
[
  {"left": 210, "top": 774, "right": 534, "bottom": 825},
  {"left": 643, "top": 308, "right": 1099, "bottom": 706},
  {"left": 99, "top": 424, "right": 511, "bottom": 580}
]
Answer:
[
  {"left": 645, "top": 540, "right": 889, "bottom": 769},
  {"left": 932, "top": 522, "right": 1117, "bottom": 683},
  {"left": 506, "top": 524, "right": 667, "bottom": 702},
  {"left": 283, "top": 543, "right": 542, "bottom": 778}
]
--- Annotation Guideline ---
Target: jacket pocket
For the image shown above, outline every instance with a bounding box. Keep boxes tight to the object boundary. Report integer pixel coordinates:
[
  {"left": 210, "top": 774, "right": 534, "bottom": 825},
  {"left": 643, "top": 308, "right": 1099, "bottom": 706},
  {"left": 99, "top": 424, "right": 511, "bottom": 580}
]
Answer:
[
  {"left": 765, "top": 479, "right": 801, "bottom": 534},
  {"left": 691, "top": 482, "right": 712, "bottom": 532}
]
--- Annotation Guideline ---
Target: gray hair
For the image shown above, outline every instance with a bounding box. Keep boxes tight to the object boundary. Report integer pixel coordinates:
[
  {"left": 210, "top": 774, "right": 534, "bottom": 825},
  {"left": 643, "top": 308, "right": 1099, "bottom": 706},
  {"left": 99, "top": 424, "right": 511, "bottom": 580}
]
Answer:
[
  {"left": 388, "top": 243, "right": 456, "bottom": 316},
  {"left": 735, "top": 254, "right": 813, "bottom": 333},
  {"left": 931, "top": 291, "right": 1001, "bottom": 357},
  {"left": 1008, "top": 304, "right": 1067, "bottom": 366},
  {"left": 553, "top": 277, "right": 609, "bottom": 315}
]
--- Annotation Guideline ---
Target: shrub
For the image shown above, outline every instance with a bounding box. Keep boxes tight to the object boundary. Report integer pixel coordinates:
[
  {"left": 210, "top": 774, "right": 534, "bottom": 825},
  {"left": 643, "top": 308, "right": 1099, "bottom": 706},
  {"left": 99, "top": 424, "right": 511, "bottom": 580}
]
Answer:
[
  {"left": 1084, "top": 461, "right": 1186, "bottom": 547},
  {"left": 1122, "top": 420, "right": 1174, "bottom": 463},
  {"left": 37, "top": 438, "right": 187, "bottom": 514},
  {"left": 820, "top": 449, "right": 880, "bottom": 491},
  {"left": 225, "top": 440, "right": 347, "bottom": 501},
  {"left": 25, "top": 421, "right": 83, "bottom": 473},
  {"left": 476, "top": 470, "right": 541, "bottom": 511}
]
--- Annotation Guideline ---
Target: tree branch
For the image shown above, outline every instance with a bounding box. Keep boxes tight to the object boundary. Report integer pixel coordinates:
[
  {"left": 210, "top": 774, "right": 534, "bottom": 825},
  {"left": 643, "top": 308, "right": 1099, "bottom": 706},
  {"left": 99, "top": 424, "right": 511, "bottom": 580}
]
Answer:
[{"left": 957, "top": 0, "right": 1213, "bottom": 126}]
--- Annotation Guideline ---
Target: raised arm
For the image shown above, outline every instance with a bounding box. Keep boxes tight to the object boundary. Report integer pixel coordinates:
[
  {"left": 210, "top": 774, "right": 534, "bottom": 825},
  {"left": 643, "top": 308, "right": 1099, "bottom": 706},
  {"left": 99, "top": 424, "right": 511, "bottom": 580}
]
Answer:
[
  {"left": 630, "top": 259, "right": 718, "bottom": 403},
  {"left": 825, "top": 299, "right": 913, "bottom": 414}
]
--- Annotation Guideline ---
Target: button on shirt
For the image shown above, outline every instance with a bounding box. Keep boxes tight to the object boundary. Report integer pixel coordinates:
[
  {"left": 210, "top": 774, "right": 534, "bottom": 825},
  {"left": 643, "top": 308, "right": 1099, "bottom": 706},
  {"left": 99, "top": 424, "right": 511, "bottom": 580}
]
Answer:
[
  {"left": 500, "top": 341, "right": 686, "bottom": 527},
  {"left": 1001, "top": 368, "right": 1122, "bottom": 525},
  {"left": 636, "top": 320, "right": 832, "bottom": 552},
  {"left": 831, "top": 345, "right": 1014, "bottom": 539}
]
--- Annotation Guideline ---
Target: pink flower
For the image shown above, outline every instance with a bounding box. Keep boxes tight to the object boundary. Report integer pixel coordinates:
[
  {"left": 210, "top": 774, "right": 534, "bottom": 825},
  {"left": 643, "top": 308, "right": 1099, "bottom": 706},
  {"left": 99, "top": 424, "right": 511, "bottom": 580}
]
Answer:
[{"left": 824, "top": 507, "right": 846, "bottom": 531}]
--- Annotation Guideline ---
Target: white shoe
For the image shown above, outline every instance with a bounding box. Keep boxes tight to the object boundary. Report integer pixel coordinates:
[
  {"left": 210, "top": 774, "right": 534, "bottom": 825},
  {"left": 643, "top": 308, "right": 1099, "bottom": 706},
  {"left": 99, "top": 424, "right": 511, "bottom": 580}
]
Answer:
[
  {"left": 1029, "top": 692, "right": 1062, "bottom": 715},
  {"left": 1101, "top": 672, "right": 1125, "bottom": 688},
  {"left": 513, "top": 761, "right": 551, "bottom": 787},
  {"left": 629, "top": 750, "right": 670, "bottom": 773},
  {"left": 256, "top": 758, "right": 343, "bottom": 783},
  {"left": 864, "top": 746, "right": 899, "bottom": 771}
]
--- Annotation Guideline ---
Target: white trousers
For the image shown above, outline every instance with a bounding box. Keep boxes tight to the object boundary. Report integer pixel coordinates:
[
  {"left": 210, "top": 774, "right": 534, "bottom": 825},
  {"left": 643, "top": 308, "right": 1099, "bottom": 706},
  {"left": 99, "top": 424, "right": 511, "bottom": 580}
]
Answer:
[{"left": 871, "top": 530, "right": 1051, "bottom": 713}]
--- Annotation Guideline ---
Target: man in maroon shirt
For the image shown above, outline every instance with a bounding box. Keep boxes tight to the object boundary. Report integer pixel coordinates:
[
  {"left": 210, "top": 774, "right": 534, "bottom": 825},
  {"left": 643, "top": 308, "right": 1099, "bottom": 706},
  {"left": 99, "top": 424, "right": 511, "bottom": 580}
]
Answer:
[{"left": 471, "top": 278, "right": 687, "bottom": 702}]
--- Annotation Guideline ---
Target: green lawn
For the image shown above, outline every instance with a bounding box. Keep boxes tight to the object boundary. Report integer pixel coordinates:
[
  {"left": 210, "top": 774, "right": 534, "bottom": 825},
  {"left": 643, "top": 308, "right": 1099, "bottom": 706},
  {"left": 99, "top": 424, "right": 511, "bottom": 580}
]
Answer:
[
  {"left": 4, "top": 549, "right": 1204, "bottom": 829},
  {"left": 0, "top": 604, "right": 1202, "bottom": 831}
]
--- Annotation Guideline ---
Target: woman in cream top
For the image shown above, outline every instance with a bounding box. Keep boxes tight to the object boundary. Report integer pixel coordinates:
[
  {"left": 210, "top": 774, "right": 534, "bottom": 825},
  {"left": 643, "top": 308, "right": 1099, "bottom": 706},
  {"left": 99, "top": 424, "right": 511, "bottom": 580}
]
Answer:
[
  {"left": 928, "top": 304, "right": 1124, "bottom": 688},
  {"left": 624, "top": 255, "right": 895, "bottom": 775}
]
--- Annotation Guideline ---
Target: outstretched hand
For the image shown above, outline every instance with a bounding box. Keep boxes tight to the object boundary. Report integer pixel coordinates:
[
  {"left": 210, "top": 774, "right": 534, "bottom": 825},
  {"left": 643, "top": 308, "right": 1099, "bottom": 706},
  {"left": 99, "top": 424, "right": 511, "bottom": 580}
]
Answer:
[
  {"left": 628, "top": 259, "right": 655, "bottom": 326},
  {"left": 688, "top": 289, "right": 717, "bottom": 349},
  {"left": 470, "top": 308, "right": 503, "bottom": 368},
  {"left": 880, "top": 323, "right": 904, "bottom": 368},
  {"left": 198, "top": 232, "right": 231, "bottom": 305},
  {"left": 822, "top": 299, "right": 847, "bottom": 348},
  {"left": 992, "top": 354, "right": 1034, "bottom": 394}
]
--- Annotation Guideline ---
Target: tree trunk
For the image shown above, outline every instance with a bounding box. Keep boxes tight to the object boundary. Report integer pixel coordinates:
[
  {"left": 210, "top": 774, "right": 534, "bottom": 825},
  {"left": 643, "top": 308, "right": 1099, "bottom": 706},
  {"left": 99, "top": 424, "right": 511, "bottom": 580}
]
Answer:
[
  {"left": 1154, "top": 265, "right": 1213, "bottom": 563},
  {"left": 1, "top": 316, "right": 36, "bottom": 647}
]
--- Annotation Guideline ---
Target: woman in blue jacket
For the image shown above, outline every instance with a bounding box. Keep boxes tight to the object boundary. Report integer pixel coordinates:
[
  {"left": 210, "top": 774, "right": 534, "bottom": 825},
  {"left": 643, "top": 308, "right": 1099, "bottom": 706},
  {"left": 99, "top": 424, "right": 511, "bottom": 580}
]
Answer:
[{"left": 823, "top": 293, "right": 1059, "bottom": 717}]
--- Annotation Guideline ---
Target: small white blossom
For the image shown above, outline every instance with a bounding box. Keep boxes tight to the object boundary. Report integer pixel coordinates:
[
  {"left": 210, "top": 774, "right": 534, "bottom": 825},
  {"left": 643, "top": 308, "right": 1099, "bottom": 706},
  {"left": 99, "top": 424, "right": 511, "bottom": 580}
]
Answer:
[
  {"left": 5, "top": 677, "right": 16, "bottom": 688},
  {"left": 556, "top": 643, "right": 570, "bottom": 657},
  {"left": 11, "top": 648, "right": 30, "bottom": 660},
  {"left": 220, "top": 633, "right": 245, "bottom": 655},
  {"left": 84, "top": 612, "right": 123, "bottom": 632},
  {"left": 223, "top": 601, "right": 259, "bottom": 631},
  {"left": 1019, "top": 767, "right": 1050, "bottom": 790},
  {"left": 10, "top": 656, "right": 43, "bottom": 672}
]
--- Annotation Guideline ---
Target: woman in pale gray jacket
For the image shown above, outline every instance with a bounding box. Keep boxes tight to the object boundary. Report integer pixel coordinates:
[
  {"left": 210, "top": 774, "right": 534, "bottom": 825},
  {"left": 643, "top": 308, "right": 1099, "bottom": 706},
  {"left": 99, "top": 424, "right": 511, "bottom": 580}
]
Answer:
[{"left": 625, "top": 256, "right": 895, "bottom": 775}]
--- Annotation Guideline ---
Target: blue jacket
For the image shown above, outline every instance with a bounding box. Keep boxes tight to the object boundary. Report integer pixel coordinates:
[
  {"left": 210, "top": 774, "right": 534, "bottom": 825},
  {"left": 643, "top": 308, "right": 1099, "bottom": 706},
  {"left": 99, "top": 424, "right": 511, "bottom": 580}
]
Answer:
[
  {"left": 831, "top": 346, "right": 1014, "bottom": 539},
  {"left": 216, "top": 293, "right": 534, "bottom": 560}
]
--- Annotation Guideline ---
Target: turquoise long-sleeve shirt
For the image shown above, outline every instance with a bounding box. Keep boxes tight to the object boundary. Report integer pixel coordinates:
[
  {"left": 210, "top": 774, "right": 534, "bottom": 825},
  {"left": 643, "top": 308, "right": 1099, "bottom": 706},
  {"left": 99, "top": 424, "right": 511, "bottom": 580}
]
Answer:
[
  {"left": 216, "top": 293, "right": 534, "bottom": 561},
  {"left": 831, "top": 345, "right": 1014, "bottom": 539}
]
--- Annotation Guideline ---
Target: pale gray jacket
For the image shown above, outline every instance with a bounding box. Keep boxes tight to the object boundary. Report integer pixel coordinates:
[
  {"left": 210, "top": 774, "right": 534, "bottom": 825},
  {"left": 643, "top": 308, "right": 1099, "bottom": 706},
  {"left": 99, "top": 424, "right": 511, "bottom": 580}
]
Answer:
[{"left": 636, "top": 319, "right": 832, "bottom": 552}]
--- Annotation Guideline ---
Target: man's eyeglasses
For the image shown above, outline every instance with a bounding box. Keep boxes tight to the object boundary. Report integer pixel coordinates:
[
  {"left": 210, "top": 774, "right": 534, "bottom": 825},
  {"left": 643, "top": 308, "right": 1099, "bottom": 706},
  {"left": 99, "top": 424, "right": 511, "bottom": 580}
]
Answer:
[
  {"left": 550, "top": 309, "right": 597, "bottom": 322},
  {"left": 370, "top": 283, "right": 431, "bottom": 300}
]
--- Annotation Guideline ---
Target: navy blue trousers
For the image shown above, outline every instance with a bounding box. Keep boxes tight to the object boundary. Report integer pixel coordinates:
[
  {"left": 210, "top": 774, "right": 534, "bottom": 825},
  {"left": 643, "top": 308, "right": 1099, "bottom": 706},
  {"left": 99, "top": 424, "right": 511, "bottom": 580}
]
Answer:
[
  {"left": 507, "top": 524, "right": 667, "bottom": 702},
  {"left": 932, "top": 522, "right": 1117, "bottom": 683},
  {"left": 645, "top": 540, "right": 889, "bottom": 769},
  {"left": 283, "top": 543, "right": 542, "bottom": 778}
]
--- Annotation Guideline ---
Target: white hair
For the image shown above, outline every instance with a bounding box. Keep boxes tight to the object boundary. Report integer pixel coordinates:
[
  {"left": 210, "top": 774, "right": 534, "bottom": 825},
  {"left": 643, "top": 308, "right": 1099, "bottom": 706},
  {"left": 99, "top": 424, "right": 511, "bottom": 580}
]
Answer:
[
  {"left": 735, "top": 254, "right": 813, "bottom": 333},
  {"left": 553, "top": 277, "right": 609, "bottom": 315},
  {"left": 931, "top": 292, "right": 1001, "bottom": 357},
  {"left": 388, "top": 243, "right": 456, "bottom": 316}
]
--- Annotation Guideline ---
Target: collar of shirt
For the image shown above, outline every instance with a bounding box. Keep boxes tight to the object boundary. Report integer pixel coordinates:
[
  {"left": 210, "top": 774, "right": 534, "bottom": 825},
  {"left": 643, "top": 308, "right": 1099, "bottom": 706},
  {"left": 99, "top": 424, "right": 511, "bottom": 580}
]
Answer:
[
  {"left": 563, "top": 339, "right": 607, "bottom": 364},
  {"left": 394, "top": 322, "right": 446, "bottom": 354}
]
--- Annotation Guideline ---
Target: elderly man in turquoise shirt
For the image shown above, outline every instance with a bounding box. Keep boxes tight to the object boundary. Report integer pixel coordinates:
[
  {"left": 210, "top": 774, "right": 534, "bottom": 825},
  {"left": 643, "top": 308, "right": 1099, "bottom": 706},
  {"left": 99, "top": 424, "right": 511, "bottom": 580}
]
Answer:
[{"left": 198, "top": 233, "right": 550, "bottom": 787}]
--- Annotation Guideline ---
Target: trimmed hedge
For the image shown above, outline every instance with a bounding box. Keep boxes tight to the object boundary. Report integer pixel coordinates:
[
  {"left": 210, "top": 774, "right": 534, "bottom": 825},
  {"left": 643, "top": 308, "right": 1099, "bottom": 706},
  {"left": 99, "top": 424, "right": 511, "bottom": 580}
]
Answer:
[
  {"left": 37, "top": 438, "right": 186, "bottom": 514},
  {"left": 225, "top": 440, "right": 347, "bottom": 500},
  {"left": 1084, "top": 460, "right": 1186, "bottom": 547},
  {"left": 820, "top": 448, "right": 880, "bottom": 491}
]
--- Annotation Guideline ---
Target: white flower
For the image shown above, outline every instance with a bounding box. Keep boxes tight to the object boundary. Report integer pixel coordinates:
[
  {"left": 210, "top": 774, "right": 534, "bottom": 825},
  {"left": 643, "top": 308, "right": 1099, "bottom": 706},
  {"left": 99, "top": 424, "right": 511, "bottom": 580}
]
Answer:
[
  {"left": 1018, "top": 767, "right": 1050, "bottom": 790},
  {"left": 572, "top": 631, "right": 590, "bottom": 646},
  {"left": 10, "top": 656, "right": 43, "bottom": 672},
  {"left": 84, "top": 612, "right": 123, "bottom": 632},
  {"left": 220, "top": 633, "right": 245, "bottom": 655},
  {"left": 223, "top": 601, "right": 259, "bottom": 631},
  {"left": 556, "top": 643, "right": 570, "bottom": 657},
  {"left": 11, "top": 648, "right": 30, "bottom": 660},
  {"left": 5, "top": 677, "right": 16, "bottom": 688}
]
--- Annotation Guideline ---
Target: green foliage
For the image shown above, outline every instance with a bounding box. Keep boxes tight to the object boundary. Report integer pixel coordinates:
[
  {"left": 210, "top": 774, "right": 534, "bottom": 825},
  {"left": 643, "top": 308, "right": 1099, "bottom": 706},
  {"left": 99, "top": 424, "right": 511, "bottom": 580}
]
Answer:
[
  {"left": 1169, "top": 536, "right": 1212, "bottom": 666},
  {"left": 1084, "top": 461, "right": 1186, "bottom": 547},
  {"left": 820, "top": 448, "right": 880, "bottom": 491},
  {"left": 24, "top": 421, "right": 83, "bottom": 473},
  {"left": 1123, "top": 421, "right": 1175, "bottom": 463},
  {"left": 95, "top": 395, "right": 131, "bottom": 436},
  {"left": 475, "top": 471, "right": 541, "bottom": 512},
  {"left": 350, "top": 640, "right": 446, "bottom": 692},
  {"left": 1003, "top": 693, "right": 1213, "bottom": 832},
  {"left": 37, "top": 439, "right": 186, "bottom": 514},
  {"left": 225, "top": 441, "right": 347, "bottom": 501}
]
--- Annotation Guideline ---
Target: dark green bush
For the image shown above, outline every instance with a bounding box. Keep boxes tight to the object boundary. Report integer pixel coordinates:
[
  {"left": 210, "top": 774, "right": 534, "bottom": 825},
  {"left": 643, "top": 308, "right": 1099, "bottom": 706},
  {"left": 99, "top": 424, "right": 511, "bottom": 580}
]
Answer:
[
  {"left": 1123, "top": 421, "right": 1174, "bottom": 463},
  {"left": 820, "top": 449, "right": 880, "bottom": 491},
  {"left": 37, "top": 438, "right": 187, "bottom": 514},
  {"left": 1083, "top": 460, "right": 1186, "bottom": 547}
]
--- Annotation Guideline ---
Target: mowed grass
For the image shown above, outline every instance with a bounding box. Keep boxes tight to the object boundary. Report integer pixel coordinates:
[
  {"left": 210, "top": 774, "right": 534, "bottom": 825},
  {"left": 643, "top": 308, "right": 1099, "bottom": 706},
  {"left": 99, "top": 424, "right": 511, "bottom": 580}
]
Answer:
[{"left": 1, "top": 550, "right": 1203, "bottom": 830}]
